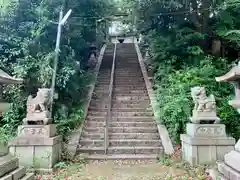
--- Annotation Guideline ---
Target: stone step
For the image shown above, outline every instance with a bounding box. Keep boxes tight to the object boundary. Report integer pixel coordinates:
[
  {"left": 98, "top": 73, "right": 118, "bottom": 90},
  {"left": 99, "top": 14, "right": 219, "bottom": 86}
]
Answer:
[
  {"left": 113, "top": 96, "right": 150, "bottom": 101},
  {"left": 113, "top": 90, "right": 148, "bottom": 93},
  {"left": 78, "top": 146, "right": 163, "bottom": 155},
  {"left": 112, "top": 100, "right": 150, "bottom": 104},
  {"left": 99, "top": 81, "right": 145, "bottom": 84},
  {"left": 114, "top": 79, "right": 145, "bottom": 82},
  {"left": 83, "top": 127, "right": 158, "bottom": 133},
  {"left": 88, "top": 108, "right": 152, "bottom": 112},
  {"left": 97, "top": 74, "right": 111, "bottom": 77},
  {"left": 112, "top": 93, "right": 149, "bottom": 96},
  {"left": 112, "top": 103, "right": 151, "bottom": 109},
  {"left": 113, "top": 86, "right": 147, "bottom": 90},
  {"left": 109, "top": 132, "right": 159, "bottom": 139},
  {"left": 86, "top": 116, "right": 154, "bottom": 122},
  {"left": 87, "top": 111, "right": 153, "bottom": 117},
  {"left": 80, "top": 139, "right": 161, "bottom": 147},
  {"left": 108, "top": 146, "right": 163, "bottom": 154},
  {"left": 116, "top": 63, "right": 140, "bottom": 65},
  {"left": 77, "top": 147, "right": 104, "bottom": 154},
  {"left": 114, "top": 75, "right": 143, "bottom": 78},
  {"left": 113, "top": 84, "right": 146, "bottom": 86},
  {"left": 114, "top": 73, "right": 143, "bottom": 75},
  {"left": 93, "top": 86, "right": 109, "bottom": 90},
  {"left": 81, "top": 131, "right": 104, "bottom": 139},
  {"left": 90, "top": 102, "right": 150, "bottom": 109},
  {"left": 79, "top": 139, "right": 104, "bottom": 147},
  {"left": 94, "top": 88, "right": 147, "bottom": 92},
  {"left": 3, "top": 166, "right": 26, "bottom": 180},
  {"left": 85, "top": 154, "right": 159, "bottom": 160},
  {"left": 81, "top": 132, "right": 160, "bottom": 140},
  {"left": 85, "top": 121, "right": 156, "bottom": 128},
  {"left": 0, "top": 154, "right": 19, "bottom": 177},
  {"left": 109, "top": 140, "right": 161, "bottom": 146},
  {"left": 89, "top": 103, "right": 108, "bottom": 109},
  {"left": 97, "top": 74, "right": 111, "bottom": 76},
  {"left": 20, "top": 173, "right": 35, "bottom": 180}
]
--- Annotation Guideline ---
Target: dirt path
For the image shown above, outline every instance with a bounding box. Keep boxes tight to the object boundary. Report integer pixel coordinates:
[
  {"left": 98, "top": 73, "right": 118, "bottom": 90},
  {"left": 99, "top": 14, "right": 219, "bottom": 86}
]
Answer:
[{"left": 38, "top": 159, "right": 206, "bottom": 180}]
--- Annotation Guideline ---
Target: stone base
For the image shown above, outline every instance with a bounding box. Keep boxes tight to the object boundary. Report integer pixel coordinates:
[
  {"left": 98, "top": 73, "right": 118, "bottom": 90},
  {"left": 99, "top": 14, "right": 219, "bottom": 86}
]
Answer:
[
  {"left": 181, "top": 123, "right": 235, "bottom": 165},
  {"left": 8, "top": 124, "right": 62, "bottom": 171},
  {"left": 217, "top": 139, "right": 240, "bottom": 179},
  {"left": 0, "top": 153, "right": 34, "bottom": 180}
]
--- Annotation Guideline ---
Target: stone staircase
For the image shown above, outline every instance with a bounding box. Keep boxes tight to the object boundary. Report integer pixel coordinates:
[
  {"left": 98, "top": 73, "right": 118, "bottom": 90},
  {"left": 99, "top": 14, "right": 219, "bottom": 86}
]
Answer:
[
  {"left": 0, "top": 153, "right": 34, "bottom": 180},
  {"left": 78, "top": 43, "right": 163, "bottom": 159},
  {"left": 78, "top": 44, "right": 114, "bottom": 155}
]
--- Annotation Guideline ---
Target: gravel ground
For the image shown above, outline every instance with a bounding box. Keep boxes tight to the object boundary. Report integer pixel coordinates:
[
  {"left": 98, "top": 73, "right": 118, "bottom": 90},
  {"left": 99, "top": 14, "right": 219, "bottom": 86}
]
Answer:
[
  {"left": 36, "top": 160, "right": 190, "bottom": 180},
  {"left": 36, "top": 147, "right": 213, "bottom": 180}
]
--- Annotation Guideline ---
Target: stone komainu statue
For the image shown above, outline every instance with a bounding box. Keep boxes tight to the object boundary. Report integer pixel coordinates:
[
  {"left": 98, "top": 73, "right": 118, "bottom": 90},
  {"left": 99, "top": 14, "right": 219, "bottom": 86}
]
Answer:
[
  {"left": 27, "top": 88, "right": 51, "bottom": 113},
  {"left": 24, "top": 88, "right": 52, "bottom": 125},
  {"left": 190, "top": 86, "right": 220, "bottom": 124},
  {"left": 191, "top": 86, "right": 216, "bottom": 112}
]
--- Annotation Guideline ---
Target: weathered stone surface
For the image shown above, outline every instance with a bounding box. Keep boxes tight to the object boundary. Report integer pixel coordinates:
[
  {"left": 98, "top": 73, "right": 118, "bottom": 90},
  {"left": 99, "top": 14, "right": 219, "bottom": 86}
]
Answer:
[
  {"left": 0, "top": 154, "right": 18, "bottom": 177},
  {"left": 9, "top": 134, "right": 62, "bottom": 170},
  {"left": 190, "top": 86, "right": 220, "bottom": 124},
  {"left": 234, "top": 139, "right": 240, "bottom": 152},
  {"left": 186, "top": 123, "right": 226, "bottom": 137},
  {"left": 11, "top": 166, "right": 26, "bottom": 180},
  {"left": 224, "top": 150, "right": 240, "bottom": 172},
  {"left": 0, "top": 145, "right": 9, "bottom": 157},
  {"left": 20, "top": 173, "right": 35, "bottom": 180},
  {"left": 218, "top": 162, "right": 240, "bottom": 180},
  {"left": 9, "top": 135, "right": 61, "bottom": 146},
  {"left": 181, "top": 134, "right": 235, "bottom": 165},
  {"left": 17, "top": 124, "right": 56, "bottom": 138},
  {"left": 24, "top": 88, "right": 52, "bottom": 125}
]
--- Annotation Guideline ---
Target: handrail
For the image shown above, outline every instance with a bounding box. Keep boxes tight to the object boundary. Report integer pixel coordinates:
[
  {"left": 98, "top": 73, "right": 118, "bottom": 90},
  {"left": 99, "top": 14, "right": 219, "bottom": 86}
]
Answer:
[{"left": 104, "top": 36, "right": 117, "bottom": 154}]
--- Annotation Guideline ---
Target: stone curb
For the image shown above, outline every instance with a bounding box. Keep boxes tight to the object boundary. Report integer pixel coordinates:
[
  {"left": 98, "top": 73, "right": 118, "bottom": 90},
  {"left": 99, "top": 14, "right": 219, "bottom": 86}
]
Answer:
[
  {"left": 65, "top": 44, "right": 107, "bottom": 158},
  {"left": 134, "top": 38, "right": 174, "bottom": 155}
]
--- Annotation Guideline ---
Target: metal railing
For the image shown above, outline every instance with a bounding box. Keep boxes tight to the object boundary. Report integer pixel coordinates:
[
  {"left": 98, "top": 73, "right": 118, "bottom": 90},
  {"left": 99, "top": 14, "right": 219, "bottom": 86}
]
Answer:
[{"left": 104, "top": 36, "right": 117, "bottom": 154}]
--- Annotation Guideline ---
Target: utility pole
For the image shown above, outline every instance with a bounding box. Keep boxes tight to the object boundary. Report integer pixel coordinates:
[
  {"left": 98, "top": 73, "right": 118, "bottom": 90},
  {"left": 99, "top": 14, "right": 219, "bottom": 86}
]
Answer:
[{"left": 50, "top": 8, "right": 72, "bottom": 116}]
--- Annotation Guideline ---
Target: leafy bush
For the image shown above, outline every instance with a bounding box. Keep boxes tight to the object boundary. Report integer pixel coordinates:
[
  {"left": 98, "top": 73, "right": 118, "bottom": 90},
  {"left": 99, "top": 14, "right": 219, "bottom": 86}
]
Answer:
[
  {"left": 154, "top": 56, "right": 240, "bottom": 143},
  {"left": 0, "top": 0, "right": 113, "bottom": 140}
]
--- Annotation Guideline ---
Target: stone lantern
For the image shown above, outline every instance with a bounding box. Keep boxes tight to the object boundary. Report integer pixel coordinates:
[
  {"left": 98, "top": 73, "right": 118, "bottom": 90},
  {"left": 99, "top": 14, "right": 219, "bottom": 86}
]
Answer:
[
  {"left": 215, "top": 64, "right": 240, "bottom": 179},
  {"left": 0, "top": 69, "right": 23, "bottom": 115},
  {"left": 0, "top": 69, "right": 34, "bottom": 179}
]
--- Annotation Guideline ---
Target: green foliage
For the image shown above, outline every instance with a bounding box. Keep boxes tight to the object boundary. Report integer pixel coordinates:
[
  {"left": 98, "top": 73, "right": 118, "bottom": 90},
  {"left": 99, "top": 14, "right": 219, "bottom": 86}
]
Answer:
[
  {"left": 132, "top": 0, "right": 240, "bottom": 144},
  {"left": 215, "top": 0, "right": 240, "bottom": 49},
  {"left": 155, "top": 55, "right": 240, "bottom": 143},
  {"left": 0, "top": 0, "right": 112, "bottom": 140}
]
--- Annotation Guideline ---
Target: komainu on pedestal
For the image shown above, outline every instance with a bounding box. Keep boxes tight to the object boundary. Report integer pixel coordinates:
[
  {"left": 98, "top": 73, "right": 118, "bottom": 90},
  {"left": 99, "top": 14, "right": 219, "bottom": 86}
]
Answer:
[
  {"left": 190, "top": 86, "right": 220, "bottom": 124},
  {"left": 181, "top": 86, "right": 235, "bottom": 165},
  {"left": 9, "top": 88, "right": 62, "bottom": 172},
  {"left": 23, "top": 88, "right": 52, "bottom": 125}
]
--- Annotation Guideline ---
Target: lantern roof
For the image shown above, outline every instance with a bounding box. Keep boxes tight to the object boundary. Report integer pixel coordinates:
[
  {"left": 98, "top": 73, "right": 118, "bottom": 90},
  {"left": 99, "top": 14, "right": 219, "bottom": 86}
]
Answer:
[
  {"left": 0, "top": 69, "right": 23, "bottom": 84},
  {"left": 216, "top": 65, "right": 240, "bottom": 82}
]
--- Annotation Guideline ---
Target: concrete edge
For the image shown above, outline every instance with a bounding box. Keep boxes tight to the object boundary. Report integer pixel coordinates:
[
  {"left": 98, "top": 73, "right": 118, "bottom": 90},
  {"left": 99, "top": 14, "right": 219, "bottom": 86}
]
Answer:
[
  {"left": 65, "top": 44, "right": 107, "bottom": 158},
  {"left": 134, "top": 39, "right": 174, "bottom": 155},
  {"left": 210, "top": 162, "right": 227, "bottom": 180}
]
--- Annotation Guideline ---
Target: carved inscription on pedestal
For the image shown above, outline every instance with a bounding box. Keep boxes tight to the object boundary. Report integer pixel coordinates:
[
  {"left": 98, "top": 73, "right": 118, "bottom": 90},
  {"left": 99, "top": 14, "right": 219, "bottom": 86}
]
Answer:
[
  {"left": 20, "top": 127, "right": 46, "bottom": 137},
  {"left": 195, "top": 126, "right": 224, "bottom": 136}
]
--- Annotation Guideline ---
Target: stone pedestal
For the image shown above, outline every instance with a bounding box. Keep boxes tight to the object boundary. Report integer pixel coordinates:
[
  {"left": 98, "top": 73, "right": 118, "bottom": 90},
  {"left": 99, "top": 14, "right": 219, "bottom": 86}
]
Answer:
[
  {"left": 181, "top": 123, "right": 235, "bottom": 165},
  {"left": 0, "top": 144, "right": 34, "bottom": 180},
  {"left": 217, "top": 140, "right": 240, "bottom": 179},
  {"left": 8, "top": 124, "right": 62, "bottom": 172}
]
